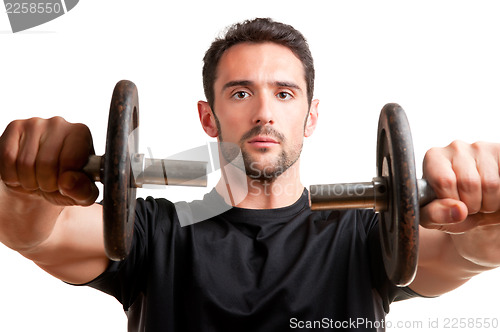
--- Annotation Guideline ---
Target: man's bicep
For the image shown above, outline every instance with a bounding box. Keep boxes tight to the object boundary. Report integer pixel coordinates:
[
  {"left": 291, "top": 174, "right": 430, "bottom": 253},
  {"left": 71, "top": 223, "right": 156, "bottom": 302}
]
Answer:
[{"left": 21, "top": 203, "right": 109, "bottom": 285}]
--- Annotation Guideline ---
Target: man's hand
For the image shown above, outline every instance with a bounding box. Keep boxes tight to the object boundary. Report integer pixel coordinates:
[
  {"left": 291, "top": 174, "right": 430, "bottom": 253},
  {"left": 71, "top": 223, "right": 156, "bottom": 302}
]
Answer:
[
  {"left": 0, "top": 116, "right": 99, "bottom": 206},
  {"left": 0, "top": 117, "right": 108, "bottom": 284},
  {"left": 420, "top": 140, "right": 500, "bottom": 267}
]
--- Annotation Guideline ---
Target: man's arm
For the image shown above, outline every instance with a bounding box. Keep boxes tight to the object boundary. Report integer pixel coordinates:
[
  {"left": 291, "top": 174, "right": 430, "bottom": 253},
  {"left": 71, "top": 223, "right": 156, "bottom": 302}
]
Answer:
[
  {"left": 410, "top": 141, "right": 500, "bottom": 296},
  {"left": 0, "top": 117, "right": 109, "bottom": 285}
]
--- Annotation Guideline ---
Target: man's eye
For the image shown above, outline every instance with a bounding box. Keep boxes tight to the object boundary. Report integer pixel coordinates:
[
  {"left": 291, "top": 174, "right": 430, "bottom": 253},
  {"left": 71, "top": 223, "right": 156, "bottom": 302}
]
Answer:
[
  {"left": 232, "top": 91, "right": 250, "bottom": 100},
  {"left": 277, "top": 92, "right": 292, "bottom": 100}
]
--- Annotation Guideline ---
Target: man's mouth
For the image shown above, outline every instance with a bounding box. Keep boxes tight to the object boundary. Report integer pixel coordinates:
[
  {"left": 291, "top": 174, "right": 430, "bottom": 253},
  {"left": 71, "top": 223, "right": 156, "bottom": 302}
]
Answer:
[{"left": 247, "top": 136, "right": 280, "bottom": 148}]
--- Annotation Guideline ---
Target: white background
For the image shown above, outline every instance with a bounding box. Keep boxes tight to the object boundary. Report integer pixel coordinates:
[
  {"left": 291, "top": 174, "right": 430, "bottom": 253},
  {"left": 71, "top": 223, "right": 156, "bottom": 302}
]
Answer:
[{"left": 1, "top": 1, "right": 499, "bottom": 331}]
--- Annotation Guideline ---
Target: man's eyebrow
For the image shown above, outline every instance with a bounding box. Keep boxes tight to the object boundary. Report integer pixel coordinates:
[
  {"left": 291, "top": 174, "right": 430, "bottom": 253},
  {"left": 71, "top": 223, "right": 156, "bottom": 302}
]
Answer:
[
  {"left": 222, "top": 80, "right": 253, "bottom": 92},
  {"left": 222, "top": 80, "right": 302, "bottom": 92},
  {"left": 273, "top": 81, "right": 302, "bottom": 92}
]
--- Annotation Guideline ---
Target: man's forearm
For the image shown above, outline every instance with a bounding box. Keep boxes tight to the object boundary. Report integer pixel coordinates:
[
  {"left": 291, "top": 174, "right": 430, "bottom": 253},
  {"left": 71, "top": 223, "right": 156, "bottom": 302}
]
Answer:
[{"left": 411, "top": 226, "right": 496, "bottom": 297}]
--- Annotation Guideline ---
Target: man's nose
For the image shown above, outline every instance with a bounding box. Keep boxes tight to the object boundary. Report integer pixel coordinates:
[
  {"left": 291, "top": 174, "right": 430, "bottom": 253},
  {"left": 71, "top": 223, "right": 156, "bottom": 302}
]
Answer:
[{"left": 251, "top": 94, "right": 274, "bottom": 125}]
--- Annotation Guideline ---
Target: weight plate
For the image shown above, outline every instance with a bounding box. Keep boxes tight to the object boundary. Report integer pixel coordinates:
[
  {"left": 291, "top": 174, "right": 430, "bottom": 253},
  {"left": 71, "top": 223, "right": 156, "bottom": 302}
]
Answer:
[
  {"left": 376, "top": 103, "right": 419, "bottom": 287},
  {"left": 103, "top": 80, "right": 139, "bottom": 261}
]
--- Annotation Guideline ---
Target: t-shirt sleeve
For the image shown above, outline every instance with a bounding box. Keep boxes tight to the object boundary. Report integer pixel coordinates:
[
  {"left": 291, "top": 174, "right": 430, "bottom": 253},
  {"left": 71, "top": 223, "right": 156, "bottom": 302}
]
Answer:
[
  {"left": 76, "top": 197, "right": 176, "bottom": 310},
  {"left": 359, "top": 209, "right": 429, "bottom": 312}
]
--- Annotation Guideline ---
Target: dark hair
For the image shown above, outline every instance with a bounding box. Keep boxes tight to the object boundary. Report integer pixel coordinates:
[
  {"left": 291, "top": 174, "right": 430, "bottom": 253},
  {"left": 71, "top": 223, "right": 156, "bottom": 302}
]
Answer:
[{"left": 202, "top": 18, "right": 315, "bottom": 110}]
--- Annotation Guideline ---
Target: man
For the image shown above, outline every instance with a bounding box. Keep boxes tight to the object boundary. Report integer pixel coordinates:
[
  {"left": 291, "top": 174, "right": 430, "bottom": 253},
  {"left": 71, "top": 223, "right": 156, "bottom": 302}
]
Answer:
[{"left": 0, "top": 18, "right": 499, "bottom": 331}]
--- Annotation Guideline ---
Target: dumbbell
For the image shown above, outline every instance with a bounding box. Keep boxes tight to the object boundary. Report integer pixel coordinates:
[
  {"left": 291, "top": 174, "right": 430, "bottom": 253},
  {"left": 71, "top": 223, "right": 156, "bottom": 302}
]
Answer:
[
  {"left": 82, "top": 80, "right": 207, "bottom": 261},
  {"left": 309, "top": 103, "right": 436, "bottom": 287}
]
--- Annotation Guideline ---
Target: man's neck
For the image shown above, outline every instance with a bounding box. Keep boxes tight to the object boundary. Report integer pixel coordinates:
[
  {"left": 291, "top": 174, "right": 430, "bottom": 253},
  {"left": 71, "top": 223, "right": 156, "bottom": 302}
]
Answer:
[{"left": 215, "top": 162, "right": 304, "bottom": 209}]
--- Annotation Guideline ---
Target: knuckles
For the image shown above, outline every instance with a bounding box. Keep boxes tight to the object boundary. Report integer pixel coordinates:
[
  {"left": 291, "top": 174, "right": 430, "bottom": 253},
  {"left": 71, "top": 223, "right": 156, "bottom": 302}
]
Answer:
[
  {"left": 425, "top": 140, "right": 500, "bottom": 215},
  {"left": 423, "top": 147, "right": 456, "bottom": 192},
  {"left": 0, "top": 116, "right": 92, "bottom": 188},
  {"left": 0, "top": 142, "right": 17, "bottom": 168},
  {"left": 447, "top": 139, "right": 468, "bottom": 152},
  {"left": 457, "top": 173, "right": 482, "bottom": 194},
  {"left": 481, "top": 174, "right": 500, "bottom": 194},
  {"left": 0, "top": 116, "right": 96, "bottom": 206},
  {"left": 433, "top": 173, "right": 457, "bottom": 194},
  {"left": 423, "top": 146, "right": 444, "bottom": 168},
  {"left": 72, "top": 122, "right": 93, "bottom": 142}
]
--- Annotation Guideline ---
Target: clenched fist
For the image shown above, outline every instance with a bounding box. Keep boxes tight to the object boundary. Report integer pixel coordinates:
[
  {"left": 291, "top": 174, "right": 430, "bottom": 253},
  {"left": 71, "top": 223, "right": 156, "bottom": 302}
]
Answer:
[
  {"left": 0, "top": 116, "right": 99, "bottom": 206},
  {"left": 420, "top": 140, "right": 500, "bottom": 268}
]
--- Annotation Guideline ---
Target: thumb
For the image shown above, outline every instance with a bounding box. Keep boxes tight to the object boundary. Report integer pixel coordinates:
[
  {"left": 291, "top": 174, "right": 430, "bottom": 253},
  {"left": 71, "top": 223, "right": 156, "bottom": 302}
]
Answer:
[
  {"left": 58, "top": 171, "right": 99, "bottom": 206},
  {"left": 420, "top": 198, "right": 468, "bottom": 229}
]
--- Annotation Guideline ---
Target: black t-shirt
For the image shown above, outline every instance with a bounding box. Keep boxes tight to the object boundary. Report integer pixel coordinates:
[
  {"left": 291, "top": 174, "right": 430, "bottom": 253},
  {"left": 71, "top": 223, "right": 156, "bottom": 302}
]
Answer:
[{"left": 83, "top": 188, "right": 419, "bottom": 331}]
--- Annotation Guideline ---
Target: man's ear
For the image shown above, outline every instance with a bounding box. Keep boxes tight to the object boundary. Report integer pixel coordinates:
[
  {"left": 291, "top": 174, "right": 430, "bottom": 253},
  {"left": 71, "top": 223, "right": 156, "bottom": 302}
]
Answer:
[
  {"left": 304, "top": 99, "right": 319, "bottom": 137},
  {"left": 198, "top": 101, "right": 218, "bottom": 138}
]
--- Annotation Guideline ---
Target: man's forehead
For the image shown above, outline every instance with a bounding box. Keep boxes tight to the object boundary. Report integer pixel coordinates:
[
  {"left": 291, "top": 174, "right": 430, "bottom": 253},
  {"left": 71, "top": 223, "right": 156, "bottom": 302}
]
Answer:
[{"left": 214, "top": 42, "right": 307, "bottom": 90}]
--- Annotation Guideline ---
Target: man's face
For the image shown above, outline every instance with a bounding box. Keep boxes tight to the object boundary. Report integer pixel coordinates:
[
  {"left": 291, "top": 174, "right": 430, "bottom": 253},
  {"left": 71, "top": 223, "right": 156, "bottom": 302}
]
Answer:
[{"left": 205, "top": 42, "right": 317, "bottom": 182}]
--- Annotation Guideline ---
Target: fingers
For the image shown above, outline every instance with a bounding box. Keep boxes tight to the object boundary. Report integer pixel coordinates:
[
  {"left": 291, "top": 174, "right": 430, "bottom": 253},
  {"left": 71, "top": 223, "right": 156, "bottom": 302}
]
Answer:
[
  {"left": 473, "top": 142, "right": 500, "bottom": 213},
  {"left": 421, "top": 199, "right": 500, "bottom": 235},
  {"left": 420, "top": 198, "right": 471, "bottom": 234},
  {"left": 423, "top": 140, "right": 500, "bottom": 216},
  {"left": 420, "top": 198, "right": 467, "bottom": 224},
  {"left": 18, "top": 118, "right": 47, "bottom": 190},
  {"left": 57, "top": 123, "right": 98, "bottom": 205},
  {"left": 58, "top": 122, "right": 94, "bottom": 174},
  {"left": 450, "top": 142, "right": 482, "bottom": 214},
  {"left": 35, "top": 128, "right": 62, "bottom": 193},
  {"left": 423, "top": 146, "right": 459, "bottom": 200},
  {"left": 0, "top": 117, "right": 97, "bottom": 206},
  {"left": 59, "top": 171, "right": 99, "bottom": 206},
  {"left": 0, "top": 120, "right": 22, "bottom": 186}
]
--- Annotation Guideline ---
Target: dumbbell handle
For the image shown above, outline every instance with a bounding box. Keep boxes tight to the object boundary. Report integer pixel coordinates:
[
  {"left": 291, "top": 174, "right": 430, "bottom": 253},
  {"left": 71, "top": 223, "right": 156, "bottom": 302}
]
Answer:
[
  {"left": 83, "top": 154, "right": 207, "bottom": 187},
  {"left": 309, "top": 177, "right": 436, "bottom": 212}
]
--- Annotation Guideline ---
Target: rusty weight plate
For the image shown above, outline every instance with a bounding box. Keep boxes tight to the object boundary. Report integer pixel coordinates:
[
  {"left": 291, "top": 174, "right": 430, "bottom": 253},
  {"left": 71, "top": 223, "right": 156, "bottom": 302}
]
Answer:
[
  {"left": 376, "top": 103, "right": 419, "bottom": 287},
  {"left": 102, "top": 80, "right": 139, "bottom": 261}
]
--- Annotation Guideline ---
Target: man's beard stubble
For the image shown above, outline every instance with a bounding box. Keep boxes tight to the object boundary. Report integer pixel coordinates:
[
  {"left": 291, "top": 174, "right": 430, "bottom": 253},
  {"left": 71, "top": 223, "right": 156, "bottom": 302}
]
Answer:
[{"left": 214, "top": 115, "right": 303, "bottom": 183}]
